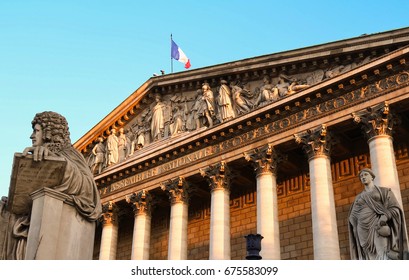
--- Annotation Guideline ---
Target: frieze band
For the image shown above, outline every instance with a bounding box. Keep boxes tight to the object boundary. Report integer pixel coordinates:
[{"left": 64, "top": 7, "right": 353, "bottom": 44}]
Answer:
[{"left": 100, "top": 71, "right": 409, "bottom": 196}]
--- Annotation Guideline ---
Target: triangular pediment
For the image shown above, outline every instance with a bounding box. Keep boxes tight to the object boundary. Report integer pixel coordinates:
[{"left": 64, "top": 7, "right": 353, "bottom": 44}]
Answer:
[{"left": 75, "top": 28, "right": 409, "bottom": 185}]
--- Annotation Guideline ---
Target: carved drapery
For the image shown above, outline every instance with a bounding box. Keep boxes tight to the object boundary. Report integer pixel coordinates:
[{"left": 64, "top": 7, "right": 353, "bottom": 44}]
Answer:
[
  {"left": 294, "top": 124, "right": 333, "bottom": 159},
  {"left": 200, "top": 161, "right": 231, "bottom": 192},
  {"left": 244, "top": 143, "right": 283, "bottom": 176},
  {"left": 352, "top": 101, "right": 398, "bottom": 139},
  {"left": 126, "top": 190, "right": 152, "bottom": 216},
  {"left": 161, "top": 176, "right": 189, "bottom": 204},
  {"left": 100, "top": 201, "right": 118, "bottom": 226}
]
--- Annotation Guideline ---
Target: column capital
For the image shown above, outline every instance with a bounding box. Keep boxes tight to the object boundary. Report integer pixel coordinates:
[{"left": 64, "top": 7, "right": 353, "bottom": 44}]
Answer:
[
  {"left": 200, "top": 161, "right": 231, "bottom": 192},
  {"left": 125, "top": 190, "right": 153, "bottom": 216},
  {"left": 294, "top": 124, "right": 333, "bottom": 159},
  {"left": 100, "top": 201, "right": 118, "bottom": 226},
  {"left": 352, "top": 101, "right": 398, "bottom": 140},
  {"left": 244, "top": 143, "right": 284, "bottom": 176},
  {"left": 161, "top": 176, "right": 190, "bottom": 204}
]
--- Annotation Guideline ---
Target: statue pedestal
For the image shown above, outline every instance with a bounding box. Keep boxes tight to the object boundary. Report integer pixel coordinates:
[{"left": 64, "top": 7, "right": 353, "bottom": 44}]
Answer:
[{"left": 25, "top": 187, "right": 95, "bottom": 260}]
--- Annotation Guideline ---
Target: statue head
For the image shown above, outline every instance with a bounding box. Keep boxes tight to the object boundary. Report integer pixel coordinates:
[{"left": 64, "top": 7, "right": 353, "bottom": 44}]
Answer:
[
  {"left": 358, "top": 168, "right": 376, "bottom": 179},
  {"left": 31, "top": 111, "right": 71, "bottom": 152}
]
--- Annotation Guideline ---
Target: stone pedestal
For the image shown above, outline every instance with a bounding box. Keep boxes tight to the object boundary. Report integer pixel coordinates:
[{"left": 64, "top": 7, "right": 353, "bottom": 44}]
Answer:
[{"left": 25, "top": 187, "right": 95, "bottom": 260}]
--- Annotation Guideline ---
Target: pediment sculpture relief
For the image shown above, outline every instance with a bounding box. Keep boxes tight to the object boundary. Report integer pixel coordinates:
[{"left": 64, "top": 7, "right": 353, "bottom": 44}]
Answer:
[{"left": 86, "top": 55, "right": 374, "bottom": 174}]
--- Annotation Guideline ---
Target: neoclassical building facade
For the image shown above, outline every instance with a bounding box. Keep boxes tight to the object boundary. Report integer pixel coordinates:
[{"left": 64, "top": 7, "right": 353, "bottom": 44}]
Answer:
[{"left": 75, "top": 27, "right": 409, "bottom": 260}]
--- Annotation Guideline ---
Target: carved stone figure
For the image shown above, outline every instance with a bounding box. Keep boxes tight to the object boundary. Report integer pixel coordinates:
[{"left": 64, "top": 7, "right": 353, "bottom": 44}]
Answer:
[
  {"left": 151, "top": 94, "right": 166, "bottom": 141},
  {"left": 91, "top": 137, "right": 105, "bottom": 174},
  {"left": 256, "top": 75, "right": 277, "bottom": 107},
  {"left": 106, "top": 128, "right": 119, "bottom": 166},
  {"left": 1, "top": 111, "right": 102, "bottom": 259},
  {"left": 170, "top": 102, "right": 186, "bottom": 136},
  {"left": 273, "top": 74, "right": 291, "bottom": 97},
  {"left": 118, "top": 127, "right": 127, "bottom": 162},
  {"left": 217, "top": 80, "right": 236, "bottom": 122},
  {"left": 348, "top": 168, "right": 408, "bottom": 259},
  {"left": 230, "top": 81, "right": 253, "bottom": 115},
  {"left": 135, "top": 120, "right": 145, "bottom": 150},
  {"left": 125, "top": 128, "right": 134, "bottom": 157},
  {"left": 191, "top": 84, "right": 216, "bottom": 129}
]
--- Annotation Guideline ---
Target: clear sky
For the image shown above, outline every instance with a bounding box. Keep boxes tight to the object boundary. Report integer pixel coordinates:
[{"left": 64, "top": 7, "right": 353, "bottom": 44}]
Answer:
[{"left": 0, "top": 0, "right": 408, "bottom": 197}]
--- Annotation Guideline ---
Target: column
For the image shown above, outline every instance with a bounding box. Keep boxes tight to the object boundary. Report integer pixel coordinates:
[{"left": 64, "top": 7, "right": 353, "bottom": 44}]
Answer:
[
  {"left": 99, "top": 201, "right": 119, "bottom": 260},
  {"left": 126, "top": 190, "right": 152, "bottom": 260},
  {"left": 161, "top": 177, "right": 189, "bottom": 260},
  {"left": 200, "top": 161, "right": 231, "bottom": 260},
  {"left": 244, "top": 144, "right": 282, "bottom": 259},
  {"left": 295, "top": 124, "right": 340, "bottom": 260},
  {"left": 352, "top": 101, "right": 404, "bottom": 207}
]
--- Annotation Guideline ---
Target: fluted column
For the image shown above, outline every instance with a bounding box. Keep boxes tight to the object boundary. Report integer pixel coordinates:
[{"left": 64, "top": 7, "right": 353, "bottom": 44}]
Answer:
[
  {"left": 295, "top": 124, "right": 340, "bottom": 260},
  {"left": 244, "top": 144, "right": 282, "bottom": 259},
  {"left": 126, "top": 190, "right": 152, "bottom": 260},
  {"left": 99, "top": 201, "right": 119, "bottom": 260},
  {"left": 352, "top": 101, "right": 404, "bottom": 207},
  {"left": 161, "top": 177, "right": 189, "bottom": 260},
  {"left": 200, "top": 161, "right": 231, "bottom": 260}
]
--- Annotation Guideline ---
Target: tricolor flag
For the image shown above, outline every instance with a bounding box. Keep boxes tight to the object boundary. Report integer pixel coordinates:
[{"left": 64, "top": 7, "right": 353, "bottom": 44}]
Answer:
[{"left": 171, "top": 39, "right": 191, "bottom": 69}]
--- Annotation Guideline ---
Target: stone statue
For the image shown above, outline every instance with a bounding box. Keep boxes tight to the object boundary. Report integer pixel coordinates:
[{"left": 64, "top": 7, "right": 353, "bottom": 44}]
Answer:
[
  {"left": 256, "top": 75, "right": 277, "bottom": 107},
  {"left": 348, "top": 168, "right": 408, "bottom": 259},
  {"left": 118, "top": 127, "right": 127, "bottom": 162},
  {"left": 151, "top": 94, "right": 166, "bottom": 141},
  {"left": 191, "top": 84, "right": 216, "bottom": 129},
  {"left": 230, "top": 81, "right": 253, "bottom": 115},
  {"left": 106, "top": 128, "right": 119, "bottom": 166},
  {"left": 170, "top": 102, "right": 186, "bottom": 136},
  {"left": 125, "top": 128, "right": 134, "bottom": 157},
  {"left": 1, "top": 111, "right": 102, "bottom": 259},
  {"left": 91, "top": 136, "right": 105, "bottom": 174},
  {"left": 217, "top": 80, "right": 236, "bottom": 123}
]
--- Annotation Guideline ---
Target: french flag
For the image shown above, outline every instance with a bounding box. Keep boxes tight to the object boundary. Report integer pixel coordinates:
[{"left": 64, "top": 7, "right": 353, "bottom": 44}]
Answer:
[{"left": 171, "top": 39, "right": 191, "bottom": 69}]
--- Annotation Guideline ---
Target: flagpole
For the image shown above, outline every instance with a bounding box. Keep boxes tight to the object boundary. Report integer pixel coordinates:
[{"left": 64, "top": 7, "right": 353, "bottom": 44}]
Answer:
[{"left": 171, "top": 33, "right": 173, "bottom": 74}]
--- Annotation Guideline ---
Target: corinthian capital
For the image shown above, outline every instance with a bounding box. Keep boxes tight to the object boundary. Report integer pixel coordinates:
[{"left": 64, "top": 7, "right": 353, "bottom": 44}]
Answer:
[
  {"left": 100, "top": 201, "right": 118, "bottom": 226},
  {"left": 161, "top": 176, "right": 190, "bottom": 204},
  {"left": 244, "top": 143, "right": 284, "bottom": 176},
  {"left": 352, "top": 101, "right": 398, "bottom": 139},
  {"left": 294, "top": 124, "right": 332, "bottom": 159},
  {"left": 200, "top": 161, "right": 231, "bottom": 192},
  {"left": 125, "top": 190, "right": 152, "bottom": 216}
]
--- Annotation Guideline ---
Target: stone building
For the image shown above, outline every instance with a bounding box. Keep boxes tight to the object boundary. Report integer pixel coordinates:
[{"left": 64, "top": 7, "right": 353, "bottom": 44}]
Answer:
[{"left": 75, "top": 27, "right": 409, "bottom": 260}]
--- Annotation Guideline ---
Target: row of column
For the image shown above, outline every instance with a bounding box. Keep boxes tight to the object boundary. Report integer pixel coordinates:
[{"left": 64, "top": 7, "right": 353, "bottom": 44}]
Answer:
[{"left": 98, "top": 101, "right": 406, "bottom": 260}]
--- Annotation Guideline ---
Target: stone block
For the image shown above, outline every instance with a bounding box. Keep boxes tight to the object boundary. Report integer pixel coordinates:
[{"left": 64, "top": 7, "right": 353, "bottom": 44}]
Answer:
[{"left": 25, "top": 187, "right": 95, "bottom": 260}]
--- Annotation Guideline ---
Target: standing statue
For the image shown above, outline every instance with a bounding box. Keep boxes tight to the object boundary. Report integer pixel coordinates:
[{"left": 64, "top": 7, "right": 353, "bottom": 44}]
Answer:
[
  {"left": 191, "top": 84, "right": 216, "bottom": 129},
  {"left": 118, "top": 127, "right": 127, "bottom": 162},
  {"left": 217, "top": 80, "right": 236, "bottom": 122},
  {"left": 91, "top": 136, "right": 105, "bottom": 174},
  {"left": 348, "top": 168, "right": 408, "bottom": 259},
  {"left": 151, "top": 94, "right": 166, "bottom": 141},
  {"left": 106, "top": 128, "right": 119, "bottom": 166}
]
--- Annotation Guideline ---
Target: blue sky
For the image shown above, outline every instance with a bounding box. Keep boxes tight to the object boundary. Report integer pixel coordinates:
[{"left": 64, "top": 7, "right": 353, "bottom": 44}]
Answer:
[{"left": 0, "top": 0, "right": 408, "bottom": 196}]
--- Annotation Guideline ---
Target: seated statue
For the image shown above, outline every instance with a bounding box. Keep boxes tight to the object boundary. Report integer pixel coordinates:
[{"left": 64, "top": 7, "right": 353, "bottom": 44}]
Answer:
[
  {"left": 348, "top": 168, "right": 408, "bottom": 259},
  {"left": 1, "top": 111, "right": 102, "bottom": 259}
]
